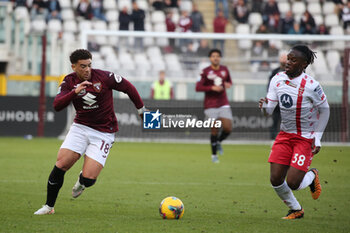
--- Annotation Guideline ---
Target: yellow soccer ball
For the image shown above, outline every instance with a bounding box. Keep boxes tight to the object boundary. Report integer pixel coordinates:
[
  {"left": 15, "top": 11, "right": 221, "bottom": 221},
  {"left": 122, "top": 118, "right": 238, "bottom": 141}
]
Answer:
[{"left": 159, "top": 196, "right": 184, "bottom": 219}]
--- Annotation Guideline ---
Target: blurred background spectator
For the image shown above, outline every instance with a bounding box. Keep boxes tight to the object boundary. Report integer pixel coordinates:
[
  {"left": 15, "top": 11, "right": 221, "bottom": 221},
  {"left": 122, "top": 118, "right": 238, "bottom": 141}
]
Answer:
[
  {"left": 131, "top": 2, "right": 145, "bottom": 52},
  {"left": 213, "top": 9, "right": 228, "bottom": 55},
  {"left": 300, "top": 10, "right": 316, "bottom": 34},
  {"left": 190, "top": 3, "right": 205, "bottom": 32},
  {"left": 232, "top": 0, "right": 249, "bottom": 24},
  {"left": 46, "top": 0, "right": 61, "bottom": 21},
  {"left": 76, "top": 0, "right": 92, "bottom": 20},
  {"left": 215, "top": 0, "right": 229, "bottom": 19},
  {"left": 91, "top": 0, "right": 106, "bottom": 21}
]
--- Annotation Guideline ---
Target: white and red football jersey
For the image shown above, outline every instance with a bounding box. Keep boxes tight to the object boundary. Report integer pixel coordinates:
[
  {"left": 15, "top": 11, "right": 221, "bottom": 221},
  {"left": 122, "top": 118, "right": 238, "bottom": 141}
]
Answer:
[{"left": 266, "top": 72, "right": 327, "bottom": 139}]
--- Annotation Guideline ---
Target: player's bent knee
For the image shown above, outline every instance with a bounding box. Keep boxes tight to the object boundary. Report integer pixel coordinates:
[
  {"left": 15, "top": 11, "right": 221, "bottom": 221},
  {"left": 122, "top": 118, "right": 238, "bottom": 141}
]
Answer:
[
  {"left": 79, "top": 174, "right": 96, "bottom": 188},
  {"left": 286, "top": 180, "right": 300, "bottom": 190},
  {"left": 270, "top": 176, "right": 284, "bottom": 187}
]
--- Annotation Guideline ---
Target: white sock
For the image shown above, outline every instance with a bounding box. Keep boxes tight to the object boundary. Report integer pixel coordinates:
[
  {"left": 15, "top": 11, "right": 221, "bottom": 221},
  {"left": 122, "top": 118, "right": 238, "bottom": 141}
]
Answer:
[
  {"left": 273, "top": 181, "right": 301, "bottom": 210},
  {"left": 297, "top": 171, "right": 315, "bottom": 190}
]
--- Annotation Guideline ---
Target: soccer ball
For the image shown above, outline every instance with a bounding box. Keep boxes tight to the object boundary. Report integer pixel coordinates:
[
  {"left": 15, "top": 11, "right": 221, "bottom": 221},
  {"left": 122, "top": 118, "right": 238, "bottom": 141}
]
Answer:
[{"left": 159, "top": 196, "right": 184, "bottom": 219}]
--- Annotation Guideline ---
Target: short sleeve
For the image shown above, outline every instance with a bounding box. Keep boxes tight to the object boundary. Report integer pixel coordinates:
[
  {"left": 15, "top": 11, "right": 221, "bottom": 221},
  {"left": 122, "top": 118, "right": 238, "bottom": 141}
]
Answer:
[
  {"left": 266, "top": 75, "right": 278, "bottom": 102},
  {"left": 309, "top": 82, "right": 327, "bottom": 106}
]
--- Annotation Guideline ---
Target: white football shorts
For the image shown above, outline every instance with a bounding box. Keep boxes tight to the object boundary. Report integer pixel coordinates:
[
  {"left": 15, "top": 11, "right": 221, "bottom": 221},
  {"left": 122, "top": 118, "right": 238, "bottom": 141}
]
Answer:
[
  {"left": 60, "top": 123, "right": 116, "bottom": 166},
  {"left": 204, "top": 106, "right": 233, "bottom": 121}
]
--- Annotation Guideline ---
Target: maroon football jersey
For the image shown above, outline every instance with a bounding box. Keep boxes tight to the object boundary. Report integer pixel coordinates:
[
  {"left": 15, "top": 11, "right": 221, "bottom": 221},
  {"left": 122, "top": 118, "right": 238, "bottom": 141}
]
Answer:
[
  {"left": 196, "top": 65, "right": 232, "bottom": 109},
  {"left": 53, "top": 69, "right": 144, "bottom": 133}
]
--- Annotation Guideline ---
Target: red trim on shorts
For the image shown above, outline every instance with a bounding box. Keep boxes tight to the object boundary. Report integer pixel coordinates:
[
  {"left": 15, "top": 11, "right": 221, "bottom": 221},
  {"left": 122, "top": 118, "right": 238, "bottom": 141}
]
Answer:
[{"left": 296, "top": 77, "right": 307, "bottom": 136}]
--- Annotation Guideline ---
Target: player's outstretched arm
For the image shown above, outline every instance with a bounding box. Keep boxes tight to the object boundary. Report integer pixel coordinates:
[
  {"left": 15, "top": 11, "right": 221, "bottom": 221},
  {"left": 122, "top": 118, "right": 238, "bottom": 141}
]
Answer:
[
  {"left": 114, "top": 77, "right": 146, "bottom": 118},
  {"left": 312, "top": 100, "right": 330, "bottom": 154}
]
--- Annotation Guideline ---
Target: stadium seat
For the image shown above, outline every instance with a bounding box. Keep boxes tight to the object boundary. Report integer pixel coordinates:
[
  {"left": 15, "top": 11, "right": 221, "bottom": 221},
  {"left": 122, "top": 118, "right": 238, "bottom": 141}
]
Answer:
[
  {"left": 325, "top": 14, "right": 339, "bottom": 27},
  {"left": 147, "top": 46, "right": 162, "bottom": 58},
  {"left": 235, "top": 24, "right": 252, "bottom": 50},
  {"left": 78, "top": 20, "right": 92, "bottom": 31},
  {"left": 165, "top": 54, "right": 182, "bottom": 71},
  {"left": 118, "top": 0, "right": 132, "bottom": 11},
  {"left": 99, "top": 45, "right": 115, "bottom": 58},
  {"left": 47, "top": 19, "right": 62, "bottom": 32},
  {"left": 61, "top": 9, "right": 75, "bottom": 20},
  {"left": 151, "top": 59, "right": 166, "bottom": 71},
  {"left": 118, "top": 51, "right": 135, "bottom": 70},
  {"left": 248, "top": 13, "right": 263, "bottom": 27},
  {"left": 151, "top": 11, "right": 166, "bottom": 24},
  {"left": 278, "top": 2, "right": 290, "bottom": 15},
  {"left": 323, "top": 1, "right": 336, "bottom": 15},
  {"left": 311, "top": 50, "right": 329, "bottom": 76},
  {"left": 154, "top": 23, "right": 167, "bottom": 32},
  {"left": 330, "top": 26, "right": 345, "bottom": 49},
  {"left": 104, "top": 0, "right": 118, "bottom": 10},
  {"left": 92, "top": 20, "right": 108, "bottom": 45},
  {"left": 31, "top": 18, "right": 46, "bottom": 33},
  {"left": 104, "top": 57, "right": 120, "bottom": 71},
  {"left": 134, "top": 53, "right": 151, "bottom": 71},
  {"left": 180, "top": 0, "right": 192, "bottom": 12},
  {"left": 307, "top": 2, "right": 322, "bottom": 15},
  {"left": 72, "top": 0, "right": 80, "bottom": 8},
  {"left": 156, "top": 38, "right": 169, "bottom": 47},
  {"left": 58, "top": 0, "right": 71, "bottom": 9},
  {"left": 137, "top": 0, "right": 149, "bottom": 11},
  {"left": 63, "top": 20, "right": 78, "bottom": 33},
  {"left": 326, "top": 50, "right": 340, "bottom": 74},
  {"left": 292, "top": 2, "right": 306, "bottom": 15},
  {"left": 92, "top": 59, "right": 105, "bottom": 69},
  {"left": 91, "top": 51, "right": 102, "bottom": 60},
  {"left": 62, "top": 32, "right": 75, "bottom": 41},
  {"left": 14, "top": 7, "right": 29, "bottom": 21},
  {"left": 145, "top": 22, "right": 152, "bottom": 31},
  {"left": 106, "top": 10, "right": 119, "bottom": 22},
  {"left": 269, "top": 40, "right": 282, "bottom": 50},
  {"left": 313, "top": 14, "right": 324, "bottom": 26}
]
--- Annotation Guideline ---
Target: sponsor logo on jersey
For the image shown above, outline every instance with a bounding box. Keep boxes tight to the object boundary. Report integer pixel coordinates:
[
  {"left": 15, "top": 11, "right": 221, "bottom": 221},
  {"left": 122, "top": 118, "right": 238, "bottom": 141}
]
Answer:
[
  {"left": 82, "top": 93, "right": 97, "bottom": 106},
  {"left": 280, "top": 94, "right": 293, "bottom": 108},
  {"left": 93, "top": 82, "right": 102, "bottom": 92}
]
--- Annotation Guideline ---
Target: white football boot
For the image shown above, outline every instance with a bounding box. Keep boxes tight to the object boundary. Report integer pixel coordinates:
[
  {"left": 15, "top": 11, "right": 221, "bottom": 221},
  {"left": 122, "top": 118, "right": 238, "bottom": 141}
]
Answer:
[
  {"left": 72, "top": 172, "right": 85, "bottom": 198},
  {"left": 211, "top": 155, "right": 220, "bottom": 163},
  {"left": 34, "top": 205, "right": 55, "bottom": 215}
]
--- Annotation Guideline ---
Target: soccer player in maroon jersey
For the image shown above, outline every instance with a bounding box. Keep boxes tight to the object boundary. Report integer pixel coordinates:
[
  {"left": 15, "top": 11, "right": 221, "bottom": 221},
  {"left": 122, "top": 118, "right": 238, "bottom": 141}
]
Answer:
[
  {"left": 259, "top": 45, "right": 330, "bottom": 219},
  {"left": 196, "top": 49, "right": 233, "bottom": 163},
  {"left": 34, "top": 49, "right": 147, "bottom": 215}
]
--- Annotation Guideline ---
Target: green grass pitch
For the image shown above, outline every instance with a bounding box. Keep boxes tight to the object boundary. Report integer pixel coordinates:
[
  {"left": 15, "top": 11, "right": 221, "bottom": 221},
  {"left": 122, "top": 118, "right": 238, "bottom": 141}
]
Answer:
[{"left": 0, "top": 137, "right": 349, "bottom": 233}]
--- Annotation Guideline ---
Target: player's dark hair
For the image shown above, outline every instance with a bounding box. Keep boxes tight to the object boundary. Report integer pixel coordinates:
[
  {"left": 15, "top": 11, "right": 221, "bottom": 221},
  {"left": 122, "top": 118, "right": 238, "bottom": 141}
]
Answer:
[
  {"left": 69, "top": 49, "right": 92, "bottom": 64},
  {"left": 208, "top": 49, "right": 222, "bottom": 57},
  {"left": 291, "top": 44, "right": 317, "bottom": 67}
]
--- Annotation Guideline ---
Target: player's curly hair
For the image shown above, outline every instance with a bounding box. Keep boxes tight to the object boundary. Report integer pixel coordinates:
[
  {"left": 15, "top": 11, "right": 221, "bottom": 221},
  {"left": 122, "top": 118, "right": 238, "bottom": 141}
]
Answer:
[
  {"left": 291, "top": 44, "right": 317, "bottom": 67},
  {"left": 208, "top": 49, "right": 222, "bottom": 57},
  {"left": 69, "top": 49, "right": 92, "bottom": 64}
]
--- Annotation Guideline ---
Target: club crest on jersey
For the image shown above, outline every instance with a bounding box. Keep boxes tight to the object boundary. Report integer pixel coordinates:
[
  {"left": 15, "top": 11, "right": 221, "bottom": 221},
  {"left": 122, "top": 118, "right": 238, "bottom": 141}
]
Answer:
[
  {"left": 221, "top": 70, "right": 226, "bottom": 77},
  {"left": 93, "top": 82, "right": 102, "bottom": 92},
  {"left": 280, "top": 94, "right": 293, "bottom": 108},
  {"left": 285, "top": 80, "right": 297, "bottom": 88}
]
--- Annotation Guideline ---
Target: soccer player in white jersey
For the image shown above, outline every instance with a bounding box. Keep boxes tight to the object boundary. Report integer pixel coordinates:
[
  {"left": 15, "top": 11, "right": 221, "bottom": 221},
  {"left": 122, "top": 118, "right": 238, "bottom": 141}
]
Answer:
[{"left": 259, "top": 45, "right": 330, "bottom": 219}]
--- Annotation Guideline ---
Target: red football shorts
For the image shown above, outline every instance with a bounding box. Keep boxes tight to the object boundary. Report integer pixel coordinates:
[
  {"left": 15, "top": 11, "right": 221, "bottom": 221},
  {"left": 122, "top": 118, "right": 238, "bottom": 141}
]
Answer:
[{"left": 268, "top": 131, "right": 314, "bottom": 172}]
